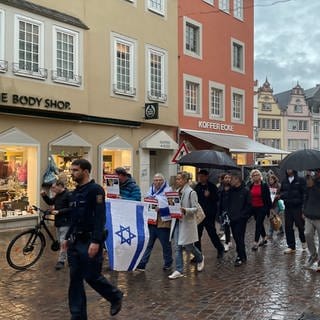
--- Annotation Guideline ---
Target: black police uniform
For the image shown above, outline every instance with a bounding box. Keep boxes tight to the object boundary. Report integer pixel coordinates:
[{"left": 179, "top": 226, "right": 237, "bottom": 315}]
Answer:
[{"left": 66, "top": 180, "right": 123, "bottom": 320}]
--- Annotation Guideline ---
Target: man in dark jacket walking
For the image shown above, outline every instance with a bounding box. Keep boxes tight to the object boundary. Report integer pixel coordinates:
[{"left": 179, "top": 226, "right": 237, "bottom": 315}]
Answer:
[
  {"left": 194, "top": 170, "right": 224, "bottom": 258},
  {"left": 41, "top": 179, "right": 71, "bottom": 270},
  {"left": 227, "top": 172, "right": 251, "bottom": 266},
  {"left": 303, "top": 170, "right": 320, "bottom": 270},
  {"left": 280, "top": 169, "right": 306, "bottom": 254}
]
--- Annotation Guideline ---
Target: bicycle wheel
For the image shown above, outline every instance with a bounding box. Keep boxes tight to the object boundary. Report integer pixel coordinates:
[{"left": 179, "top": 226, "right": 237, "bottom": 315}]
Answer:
[{"left": 6, "top": 229, "right": 46, "bottom": 270}]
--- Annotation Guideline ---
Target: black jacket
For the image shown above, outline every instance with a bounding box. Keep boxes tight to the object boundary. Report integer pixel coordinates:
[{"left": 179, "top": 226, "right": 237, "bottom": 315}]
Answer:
[
  {"left": 303, "top": 177, "right": 320, "bottom": 220},
  {"left": 227, "top": 182, "right": 252, "bottom": 222},
  {"left": 280, "top": 172, "right": 306, "bottom": 209},
  {"left": 42, "top": 189, "right": 71, "bottom": 227},
  {"left": 66, "top": 180, "right": 106, "bottom": 243},
  {"left": 194, "top": 181, "right": 219, "bottom": 218},
  {"left": 248, "top": 182, "right": 272, "bottom": 210},
  {"left": 217, "top": 184, "right": 230, "bottom": 216}
]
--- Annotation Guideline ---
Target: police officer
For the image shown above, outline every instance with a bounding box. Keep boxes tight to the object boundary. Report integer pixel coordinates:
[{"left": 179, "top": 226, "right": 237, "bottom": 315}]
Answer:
[{"left": 62, "top": 159, "right": 123, "bottom": 319}]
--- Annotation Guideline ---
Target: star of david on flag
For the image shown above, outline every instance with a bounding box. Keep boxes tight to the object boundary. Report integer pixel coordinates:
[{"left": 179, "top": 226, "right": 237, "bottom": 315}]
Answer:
[
  {"left": 115, "top": 225, "right": 136, "bottom": 245},
  {"left": 105, "top": 199, "right": 149, "bottom": 271}
]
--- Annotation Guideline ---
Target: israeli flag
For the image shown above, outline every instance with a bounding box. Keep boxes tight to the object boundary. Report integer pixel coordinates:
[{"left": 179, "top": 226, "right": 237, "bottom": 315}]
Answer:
[{"left": 105, "top": 199, "right": 149, "bottom": 271}]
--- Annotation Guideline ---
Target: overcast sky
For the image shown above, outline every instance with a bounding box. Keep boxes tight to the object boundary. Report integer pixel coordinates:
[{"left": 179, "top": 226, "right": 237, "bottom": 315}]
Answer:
[{"left": 254, "top": 0, "right": 320, "bottom": 94}]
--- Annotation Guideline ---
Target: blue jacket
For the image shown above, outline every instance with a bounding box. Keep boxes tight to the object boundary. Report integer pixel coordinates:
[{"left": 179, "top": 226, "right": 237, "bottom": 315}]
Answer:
[{"left": 120, "top": 177, "right": 141, "bottom": 201}]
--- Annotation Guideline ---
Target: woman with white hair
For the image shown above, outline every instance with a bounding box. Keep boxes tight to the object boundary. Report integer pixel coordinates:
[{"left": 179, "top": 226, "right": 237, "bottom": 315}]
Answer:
[
  {"left": 137, "top": 173, "right": 173, "bottom": 271},
  {"left": 248, "top": 169, "right": 272, "bottom": 251}
]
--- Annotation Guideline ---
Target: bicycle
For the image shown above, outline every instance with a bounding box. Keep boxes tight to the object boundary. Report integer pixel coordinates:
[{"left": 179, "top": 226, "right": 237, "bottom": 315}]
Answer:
[{"left": 6, "top": 205, "right": 60, "bottom": 271}]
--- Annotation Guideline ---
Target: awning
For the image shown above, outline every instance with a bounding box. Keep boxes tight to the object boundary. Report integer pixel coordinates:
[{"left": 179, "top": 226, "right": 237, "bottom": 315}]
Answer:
[
  {"left": 49, "top": 131, "right": 91, "bottom": 148},
  {"left": 140, "top": 130, "right": 178, "bottom": 150},
  {"left": 181, "top": 129, "right": 289, "bottom": 154}
]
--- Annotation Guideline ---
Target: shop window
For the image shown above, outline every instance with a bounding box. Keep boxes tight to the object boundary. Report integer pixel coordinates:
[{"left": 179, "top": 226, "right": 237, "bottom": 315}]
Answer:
[
  {"left": 0, "top": 145, "right": 38, "bottom": 219},
  {"left": 51, "top": 146, "right": 90, "bottom": 190},
  {"left": 102, "top": 150, "right": 132, "bottom": 175}
]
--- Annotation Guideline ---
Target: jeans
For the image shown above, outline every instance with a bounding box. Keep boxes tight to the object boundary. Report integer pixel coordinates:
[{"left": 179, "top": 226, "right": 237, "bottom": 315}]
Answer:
[
  {"left": 172, "top": 222, "right": 203, "bottom": 274},
  {"left": 284, "top": 207, "right": 305, "bottom": 250},
  {"left": 56, "top": 226, "right": 69, "bottom": 263},
  {"left": 68, "top": 240, "right": 122, "bottom": 320},
  {"left": 252, "top": 207, "right": 268, "bottom": 243},
  {"left": 195, "top": 216, "right": 224, "bottom": 253},
  {"left": 230, "top": 218, "right": 247, "bottom": 262},
  {"left": 138, "top": 225, "right": 172, "bottom": 268},
  {"left": 305, "top": 217, "right": 320, "bottom": 258}
]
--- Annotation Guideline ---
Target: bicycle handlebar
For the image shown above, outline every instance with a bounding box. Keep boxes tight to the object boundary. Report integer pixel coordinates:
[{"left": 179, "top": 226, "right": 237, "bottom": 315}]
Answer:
[{"left": 32, "top": 205, "right": 51, "bottom": 216}]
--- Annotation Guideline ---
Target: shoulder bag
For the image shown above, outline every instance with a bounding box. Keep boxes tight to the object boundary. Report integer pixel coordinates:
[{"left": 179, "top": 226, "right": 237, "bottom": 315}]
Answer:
[{"left": 189, "top": 191, "right": 206, "bottom": 224}]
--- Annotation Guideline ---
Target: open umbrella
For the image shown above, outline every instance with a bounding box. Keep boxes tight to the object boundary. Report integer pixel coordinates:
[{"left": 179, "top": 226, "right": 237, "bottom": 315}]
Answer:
[
  {"left": 280, "top": 149, "right": 320, "bottom": 171},
  {"left": 178, "top": 150, "right": 239, "bottom": 170}
]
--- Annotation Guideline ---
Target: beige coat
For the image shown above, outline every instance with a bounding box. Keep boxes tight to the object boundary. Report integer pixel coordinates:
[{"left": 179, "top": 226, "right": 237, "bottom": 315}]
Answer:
[{"left": 169, "top": 184, "right": 198, "bottom": 245}]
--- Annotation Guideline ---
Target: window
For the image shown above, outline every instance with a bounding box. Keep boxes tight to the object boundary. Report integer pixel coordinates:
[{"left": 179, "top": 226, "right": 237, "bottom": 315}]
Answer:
[
  {"left": 183, "top": 17, "right": 202, "bottom": 59},
  {"left": 52, "top": 26, "right": 80, "bottom": 86},
  {"left": 294, "top": 104, "right": 302, "bottom": 113},
  {"left": 314, "top": 121, "right": 319, "bottom": 136},
  {"left": 219, "top": 0, "right": 230, "bottom": 13},
  {"left": 288, "top": 139, "right": 308, "bottom": 151},
  {"left": 209, "top": 81, "right": 225, "bottom": 120},
  {"left": 258, "top": 139, "right": 280, "bottom": 149},
  {"left": 14, "top": 15, "right": 46, "bottom": 79},
  {"left": 184, "top": 74, "right": 202, "bottom": 116},
  {"left": 111, "top": 33, "right": 136, "bottom": 96},
  {"left": 258, "top": 118, "right": 280, "bottom": 130},
  {"left": 261, "top": 103, "right": 272, "bottom": 111},
  {"left": 147, "top": 0, "right": 165, "bottom": 16},
  {"left": 231, "top": 87, "right": 244, "bottom": 123},
  {"left": 203, "top": 0, "right": 214, "bottom": 5},
  {"left": 288, "top": 120, "right": 308, "bottom": 131},
  {"left": 146, "top": 45, "right": 167, "bottom": 102},
  {"left": 233, "top": 0, "right": 243, "bottom": 20},
  {"left": 0, "top": 9, "right": 6, "bottom": 72},
  {"left": 231, "top": 38, "right": 245, "bottom": 73}
]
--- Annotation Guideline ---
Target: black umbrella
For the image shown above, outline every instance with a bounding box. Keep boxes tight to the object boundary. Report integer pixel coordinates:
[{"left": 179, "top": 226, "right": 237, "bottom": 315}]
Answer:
[
  {"left": 178, "top": 150, "right": 239, "bottom": 170},
  {"left": 280, "top": 149, "right": 320, "bottom": 171}
]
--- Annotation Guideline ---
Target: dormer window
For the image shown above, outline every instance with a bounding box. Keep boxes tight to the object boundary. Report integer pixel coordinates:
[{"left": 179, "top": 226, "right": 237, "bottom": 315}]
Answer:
[
  {"left": 294, "top": 104, "right": 302, "bottom": 113},
  {"left": 262, "top": 103, "right": 272, "bottom": 111}
]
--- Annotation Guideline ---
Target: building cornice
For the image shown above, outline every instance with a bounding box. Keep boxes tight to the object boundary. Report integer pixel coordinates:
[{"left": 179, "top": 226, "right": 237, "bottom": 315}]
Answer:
[
  {"left": 0, "top": 105, "right": 141, "bottom": 128},
  {"left": 0, "top": 0, "right": 89, "bottom": 30}
]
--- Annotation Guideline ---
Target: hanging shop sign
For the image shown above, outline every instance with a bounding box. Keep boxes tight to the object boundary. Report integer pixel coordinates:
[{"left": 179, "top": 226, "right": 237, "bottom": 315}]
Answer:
[
  {"left": 144, "top": 103, "right": 159, "bottom": 120},
  {"left": 0, "top": 92, "right": 71, "bottom": 110}
]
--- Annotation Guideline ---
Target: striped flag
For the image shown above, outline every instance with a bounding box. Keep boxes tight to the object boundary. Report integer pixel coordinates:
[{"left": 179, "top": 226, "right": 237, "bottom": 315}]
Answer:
[{"left": 105, "top": 199, "right": 149, "bottom": 271}]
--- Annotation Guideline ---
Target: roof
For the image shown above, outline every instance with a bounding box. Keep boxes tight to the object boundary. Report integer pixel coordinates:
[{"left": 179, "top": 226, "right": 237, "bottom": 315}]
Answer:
[
  {"left": 274, "top": 89, "right": 291, "bottom": 111},
  {"left": 0, "top": 0, "right": 89, "bottom": 30},
  {"left": 181, "top": 129, "right": 289, "bottom": 154},
  {"left": 305, "top": 85, "right": 320, "bottom": 100}
]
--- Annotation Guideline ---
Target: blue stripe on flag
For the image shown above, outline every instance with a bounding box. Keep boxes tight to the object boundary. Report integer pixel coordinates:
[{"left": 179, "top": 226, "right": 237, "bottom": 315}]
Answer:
[
  {"left": 105, "top": 201, "right": 114, "bottom": 270},
  {"left": 128, "top": 204, "right": 145, "bottom": 271}
]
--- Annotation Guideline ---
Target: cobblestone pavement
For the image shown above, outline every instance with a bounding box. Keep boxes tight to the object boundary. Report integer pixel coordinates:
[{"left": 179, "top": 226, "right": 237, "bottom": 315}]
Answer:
[{"left": 1, "top": 219, "right": 320, "bottom": 320}]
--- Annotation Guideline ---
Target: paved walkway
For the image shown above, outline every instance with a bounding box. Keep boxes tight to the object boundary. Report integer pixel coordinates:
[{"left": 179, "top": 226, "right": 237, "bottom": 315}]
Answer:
[{"left": 1, "top": 219, "right": 320, "bottom": 320}]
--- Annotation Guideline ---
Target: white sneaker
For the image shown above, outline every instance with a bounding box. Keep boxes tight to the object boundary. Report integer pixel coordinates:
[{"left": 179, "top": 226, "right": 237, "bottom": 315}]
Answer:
[
  {"left": 224, "top": 243, "right": 229, "bottom": 252},
  {"left": 197, "top": 255, "right": 205, "bottom": 272},
  {"left": 302, "top": 242, "right": 307, "bottom": 250},
  {"left": 284, "top": 248, "right": 296, "bottom": 254},
  {"left": 168, "top": 270, "right": 184, "bottom": 279}
]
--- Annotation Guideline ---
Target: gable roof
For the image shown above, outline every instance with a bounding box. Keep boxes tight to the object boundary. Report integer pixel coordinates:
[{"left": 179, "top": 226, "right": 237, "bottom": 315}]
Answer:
[
  {"left": 274, "top": 89, "right": 291, "bottom": 111},
  {"left": 0, "top": 0, "right": 89, "bottom": 30}
]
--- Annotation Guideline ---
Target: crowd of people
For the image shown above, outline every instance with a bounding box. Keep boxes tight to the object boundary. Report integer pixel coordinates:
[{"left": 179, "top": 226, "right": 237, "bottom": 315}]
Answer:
[{"left": 41, "top": 158, "right": 320, "bottom": 319}]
